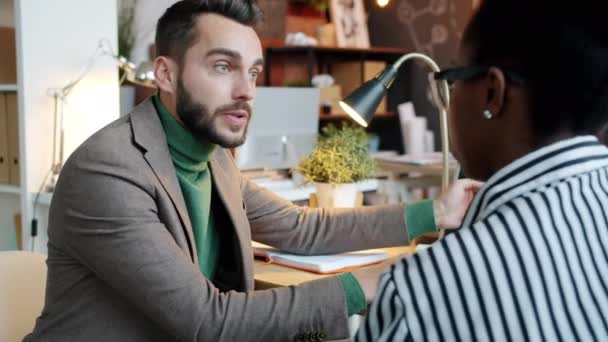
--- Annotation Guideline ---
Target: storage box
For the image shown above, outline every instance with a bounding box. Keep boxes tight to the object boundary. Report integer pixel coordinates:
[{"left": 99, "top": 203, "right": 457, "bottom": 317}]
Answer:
[
  {"left": 286, "top": 15, "right": 327, "bottom": 38},
  {"left": 319, "top": 85, "right": 343, "bottom": 114},
  {"left": 316, "top": 23, "right": 336, "bottom": 47},
  {"left": 332, "top": 61, "right": 387, "bottom": 114},
  {"left": 0, "top": 27, "right": 17, "bottom": 84}
]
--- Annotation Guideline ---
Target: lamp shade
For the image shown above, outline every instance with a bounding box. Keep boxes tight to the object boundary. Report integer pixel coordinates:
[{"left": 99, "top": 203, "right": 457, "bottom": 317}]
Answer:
[
  {"left": 339, "top": 66, "right": 397, "bottom": 127},
  {"left": 339, "top": 52, "right": 452, "bottom": 196}
]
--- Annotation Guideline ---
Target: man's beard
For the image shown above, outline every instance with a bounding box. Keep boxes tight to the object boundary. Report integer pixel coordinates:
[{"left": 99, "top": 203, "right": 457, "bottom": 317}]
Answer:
[{"left": 175, "top": 78, "right": 251, "bottom": 148}]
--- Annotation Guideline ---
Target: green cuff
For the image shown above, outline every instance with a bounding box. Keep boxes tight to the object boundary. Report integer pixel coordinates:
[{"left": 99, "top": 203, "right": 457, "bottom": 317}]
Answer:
[
  {"left": 338, "top": 272, "right": 367, "bottom": 316},
  {"left": 405, "top": 199, "right": 439, "bottom": 241}
]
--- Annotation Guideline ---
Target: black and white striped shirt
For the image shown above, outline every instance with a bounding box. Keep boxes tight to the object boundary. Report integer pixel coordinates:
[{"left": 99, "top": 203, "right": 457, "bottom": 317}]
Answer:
[{"left": 357, "top": 136, "right": 608, "bottom": 341}]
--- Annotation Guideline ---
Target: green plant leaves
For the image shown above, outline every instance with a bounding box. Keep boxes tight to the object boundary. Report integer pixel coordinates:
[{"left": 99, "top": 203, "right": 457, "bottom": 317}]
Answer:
[{"left": 297, "top": 123, "right": 376, "bottom": 184}]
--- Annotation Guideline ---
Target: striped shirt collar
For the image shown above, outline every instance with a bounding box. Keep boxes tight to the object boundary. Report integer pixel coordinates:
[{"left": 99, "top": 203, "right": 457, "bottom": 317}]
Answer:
[{"left": 462, "top": 135, "right": 608, "bottom": 227}]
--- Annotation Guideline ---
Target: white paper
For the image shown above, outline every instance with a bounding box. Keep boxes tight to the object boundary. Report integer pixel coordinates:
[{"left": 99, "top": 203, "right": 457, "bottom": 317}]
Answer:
[
  {"left": 402, "top": 117, "right": 427, "bottom": 155},
  {"left": 425, "top": 130, "right": 435, "bottom": 152},
  {"left": 253, "top": 242, "right": 388, "bottom": 273}
]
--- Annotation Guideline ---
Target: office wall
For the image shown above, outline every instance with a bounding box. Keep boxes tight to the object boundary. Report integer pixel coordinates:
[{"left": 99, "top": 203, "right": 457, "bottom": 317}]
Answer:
[
  {"left": 128, "top": 0, "right": 287, "bottom": 64},
  {"left": 128, "top": 0, "right": 179, "bottom": 64},
  {"left": 16, "top": 0, "right": 119, "bottom": 252},
  {"left": 366, "top": 0, "right": 475, "bottom": 150}
]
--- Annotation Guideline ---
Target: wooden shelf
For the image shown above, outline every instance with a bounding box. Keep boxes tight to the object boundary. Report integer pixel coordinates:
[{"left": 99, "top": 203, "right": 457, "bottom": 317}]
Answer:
[
  {"left": 319, "top": 112, "right": 396, "bottom": 120},
  {"left": 38, "top": 192, "right": 53, "bottom": 206},
  {"left": 0, "top": 84, "right": 18, "bottom": 91},
  {"left": 263, "top": 44, "right": 410, "bottom": 86},
  {"left": 263, "top": 44, "right": 409, "bottom": 61},
  {"left": 0, "top": 184, "right": 20, "bottom": 195}
]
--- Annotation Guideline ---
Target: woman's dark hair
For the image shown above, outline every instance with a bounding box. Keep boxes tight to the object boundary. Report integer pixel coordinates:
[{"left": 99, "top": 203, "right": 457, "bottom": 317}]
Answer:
[
  {"left": 463, "top": 0, "right": 608, "bottom": 141},
  {"left": 155, "top": 0, "right": 262, "bottom": 65}
]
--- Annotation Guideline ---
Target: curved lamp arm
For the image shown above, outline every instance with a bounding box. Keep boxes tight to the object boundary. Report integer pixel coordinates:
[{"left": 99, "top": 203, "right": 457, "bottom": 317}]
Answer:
[
  {"left": 394, "top": 53, "right": 451, "bottom": 191},
  {"left": 339, "top": 52, "right": 452, "bottom": 192}
]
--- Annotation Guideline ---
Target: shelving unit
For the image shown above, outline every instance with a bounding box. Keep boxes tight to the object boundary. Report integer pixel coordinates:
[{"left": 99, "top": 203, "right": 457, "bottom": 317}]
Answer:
[
  {"left": 0, "top": 0, "right": 120, "bottom": 252},
  {"left": 0, "top": 4, "right": 20, "bottom": 250},
  {"left": 37, "top": 192, "right": 53, "bottom": 207},
  {"left": 0, "top": 184, "right": 19, "bottom": 195},
  {"left": 0, "top": 84, "right": 17, "bottom": 91},
  {"left": 263, "top": 45, "right": 409, "bottom": 86},
  {"left": 319, "top": 112, "right": 396, "bottom": 120},
  {"left": 262, "top": 44, "right": 410, "bottom": 153}
]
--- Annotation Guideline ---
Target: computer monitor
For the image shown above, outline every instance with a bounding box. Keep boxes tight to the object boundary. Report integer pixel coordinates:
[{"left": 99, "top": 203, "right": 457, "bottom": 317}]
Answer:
[{"left": 236, "top": 87, "right": 320, "bottom": 171}]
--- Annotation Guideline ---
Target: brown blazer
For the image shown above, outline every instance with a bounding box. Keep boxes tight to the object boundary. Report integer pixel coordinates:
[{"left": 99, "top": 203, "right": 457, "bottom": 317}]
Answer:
[{"left": 24, "top": 98, "right": 410, "bottom": 342}]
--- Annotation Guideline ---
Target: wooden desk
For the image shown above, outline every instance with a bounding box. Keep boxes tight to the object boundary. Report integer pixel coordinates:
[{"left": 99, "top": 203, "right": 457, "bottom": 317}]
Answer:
[
  {"left": 375, "top": 159, "right": 459, "bottom": 178},
  {"left": 253, "top": 246, "right": 415, "bottom": 289}
]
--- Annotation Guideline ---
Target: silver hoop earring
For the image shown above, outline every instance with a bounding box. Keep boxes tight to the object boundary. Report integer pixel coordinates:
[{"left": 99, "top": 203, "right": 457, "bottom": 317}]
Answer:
[{"left": 483, "top": 109, "right": 494, "bottom": 119}]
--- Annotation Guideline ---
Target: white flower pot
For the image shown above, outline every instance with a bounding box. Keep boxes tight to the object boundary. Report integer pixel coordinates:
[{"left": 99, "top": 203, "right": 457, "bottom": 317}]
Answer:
[{"left": 314, "top": 182, "right": 358, "bottom": 208}]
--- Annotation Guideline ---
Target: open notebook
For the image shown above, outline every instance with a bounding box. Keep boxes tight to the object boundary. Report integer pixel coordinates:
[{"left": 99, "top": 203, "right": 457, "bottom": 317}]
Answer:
[{"left": 252, "top": 242, "right": 389, "bottom": 274}]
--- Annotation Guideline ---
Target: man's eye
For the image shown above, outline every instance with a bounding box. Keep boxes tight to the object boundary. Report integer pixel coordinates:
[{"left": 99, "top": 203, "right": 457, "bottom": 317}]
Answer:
[
  {"left": 249, "top": 70, "right": 260, "bottom": 79},
  {"left": 215, "top": 64, "right": 230, "bottom": 73}
]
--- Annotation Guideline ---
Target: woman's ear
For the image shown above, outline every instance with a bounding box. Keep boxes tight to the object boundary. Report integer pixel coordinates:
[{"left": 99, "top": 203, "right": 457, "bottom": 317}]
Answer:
[{"left": 485, "top": 66, "right": 507, "bottom": 117}]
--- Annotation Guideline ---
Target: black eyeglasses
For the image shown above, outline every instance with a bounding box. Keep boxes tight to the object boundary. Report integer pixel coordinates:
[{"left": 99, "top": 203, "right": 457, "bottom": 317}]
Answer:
[{"left": 434, "top": 65, "right": 527, "bottom": 86}]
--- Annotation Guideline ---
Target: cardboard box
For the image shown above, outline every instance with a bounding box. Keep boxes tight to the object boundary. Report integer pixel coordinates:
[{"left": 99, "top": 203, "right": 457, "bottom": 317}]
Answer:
[
  {"left": 319, "top": 85, "right": 343, "bottom": 114},
  {"left": 332, "top": 61, "right": 387, "bottom": 114},
  {"left": 0, "top": 27, "right": 17, "bottom": 84},
  {"left": 316, "top": 23, "right": 336, "bottom": 47}
]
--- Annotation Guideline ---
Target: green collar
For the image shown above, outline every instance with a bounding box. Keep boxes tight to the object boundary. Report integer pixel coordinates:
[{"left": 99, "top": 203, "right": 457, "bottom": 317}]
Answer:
[{"left": 153, "top": 94, "right": 216, "bottom": 171}]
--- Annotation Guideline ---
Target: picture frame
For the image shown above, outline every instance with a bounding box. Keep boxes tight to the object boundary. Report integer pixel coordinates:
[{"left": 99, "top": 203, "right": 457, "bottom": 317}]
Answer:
[{"left": 329, "top": 0, "right": 370, "bottom": 48}]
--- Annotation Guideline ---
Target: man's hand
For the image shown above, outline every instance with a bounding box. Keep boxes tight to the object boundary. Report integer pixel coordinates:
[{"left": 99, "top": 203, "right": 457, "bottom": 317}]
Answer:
[
  {"left": 434, "top": 178, "right": 484, "bottom": 230},
  {"left": 350, "top": 255, "right": 409, "bottom": 303}
]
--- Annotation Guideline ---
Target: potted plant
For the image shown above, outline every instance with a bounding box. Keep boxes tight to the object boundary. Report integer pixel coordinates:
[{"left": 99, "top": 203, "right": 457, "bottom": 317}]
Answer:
[
  {"left": 289, "top": 0, "right": 329, "bottom": 17},
  {"left": 297, "top": 123, "right": 375, "bottom": 208},
  {"left": 304, "top": 0, "right": 330, "bottom": 12}
]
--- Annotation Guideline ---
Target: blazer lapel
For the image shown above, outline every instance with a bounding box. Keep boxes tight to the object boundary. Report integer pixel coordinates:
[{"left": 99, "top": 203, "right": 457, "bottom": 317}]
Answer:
[
  {"left": 209, "top": 156, "right": 254, "bottom": 289},
  {"left": 129, "top": 98, "right": 197, "bottom": 263}
]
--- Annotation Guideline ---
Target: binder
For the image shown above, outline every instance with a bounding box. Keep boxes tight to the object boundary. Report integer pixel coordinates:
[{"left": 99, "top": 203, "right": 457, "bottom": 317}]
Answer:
[
  {"left": 0, "top": 93, "right": 9, "bottom": 184},
  {"left": 6, "top": 92, "right": 19, "bottom": 186}
]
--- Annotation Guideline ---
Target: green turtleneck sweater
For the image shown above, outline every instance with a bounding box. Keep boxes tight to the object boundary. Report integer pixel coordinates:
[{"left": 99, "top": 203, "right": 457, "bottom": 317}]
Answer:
[
  {"left": 153, "top": 94, "right": 439, "bottom": 317},
  {"left": 154, "top": 95, "right": 219, "bottom": 279}
]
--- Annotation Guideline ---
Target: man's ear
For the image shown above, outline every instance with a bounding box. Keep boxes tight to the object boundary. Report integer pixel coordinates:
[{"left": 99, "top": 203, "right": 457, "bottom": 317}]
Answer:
[
  {"left": 153, "top": 56, "right": 178, "bottom": 94},
  {"left": 485, "top": 66, "right": 507, "bottom": 117}
]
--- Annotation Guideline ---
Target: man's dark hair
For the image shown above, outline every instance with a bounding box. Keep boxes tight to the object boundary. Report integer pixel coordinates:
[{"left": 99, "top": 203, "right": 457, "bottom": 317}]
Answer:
[
  {"left": 155, "top": 0, "right": 262, "bottom": 65},
  {"left": 463, "top": 0, "right": 608, "bottom": 142}
]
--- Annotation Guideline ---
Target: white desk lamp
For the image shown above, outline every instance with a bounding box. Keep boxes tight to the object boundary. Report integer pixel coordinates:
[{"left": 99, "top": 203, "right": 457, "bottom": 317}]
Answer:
[
  {"left": 29, "top": 39, "right": 156, "bottom": 250},
  {"left": 45, "top": 39, "right": 156, "bottom": 192},
  {"left": 339, "top": 53, "right": 452, "bottom": 241},
  {"left": 339, "top": 52, "right": 451, "bottom": 192}
]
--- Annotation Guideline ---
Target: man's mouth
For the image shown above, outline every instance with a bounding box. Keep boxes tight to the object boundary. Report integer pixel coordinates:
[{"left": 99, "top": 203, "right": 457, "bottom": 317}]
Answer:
[{"left": 220, "top": 110, "right": 249, "bottom": 127}]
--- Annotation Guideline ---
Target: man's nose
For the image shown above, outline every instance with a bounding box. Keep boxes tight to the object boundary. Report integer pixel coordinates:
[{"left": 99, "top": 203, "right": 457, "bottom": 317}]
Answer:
[{"left": 232, "top": 72, "right": 255, "bottom": 101}]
